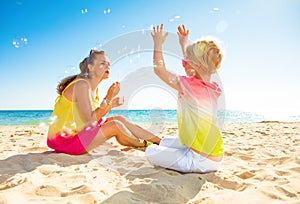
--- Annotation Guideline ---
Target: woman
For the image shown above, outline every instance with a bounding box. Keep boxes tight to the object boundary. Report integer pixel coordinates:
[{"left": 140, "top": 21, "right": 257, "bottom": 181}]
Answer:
[
  {"left": 47, "top": 50, "right": 161, "bottom": 155},
  {"left": 145, "top": 24, "right": 224, "bottom": 173}
]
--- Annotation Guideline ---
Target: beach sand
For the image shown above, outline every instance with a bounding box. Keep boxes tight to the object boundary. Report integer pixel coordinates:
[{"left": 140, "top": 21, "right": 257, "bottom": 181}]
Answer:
[{"left": 0, "top": 122, "right": 299, "bottom": 203}]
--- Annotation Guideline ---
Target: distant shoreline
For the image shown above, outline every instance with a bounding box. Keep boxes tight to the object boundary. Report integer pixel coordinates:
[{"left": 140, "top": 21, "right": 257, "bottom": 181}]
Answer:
[{"left": 0, "top": 110, "right": 299, "bottom": 126}]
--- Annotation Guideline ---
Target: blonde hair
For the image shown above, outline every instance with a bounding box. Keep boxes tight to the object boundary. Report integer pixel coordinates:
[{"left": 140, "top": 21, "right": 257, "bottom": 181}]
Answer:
[{"left": 185, "top": 37, "right": 223, "bottom": 74}]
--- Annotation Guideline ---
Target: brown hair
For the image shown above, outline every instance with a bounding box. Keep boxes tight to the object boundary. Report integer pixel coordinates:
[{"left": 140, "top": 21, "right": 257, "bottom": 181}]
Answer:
[{"left": 56, "top": 50, "right": 105, "bottom": 95}]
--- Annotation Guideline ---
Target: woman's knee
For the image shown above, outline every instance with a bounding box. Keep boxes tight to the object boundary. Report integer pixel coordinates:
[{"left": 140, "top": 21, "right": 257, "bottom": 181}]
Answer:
[
  {"left": 99, "top": 121, "right": 124, "bottom": 136},
  {"left": 110, "top": 115, "right": 127, "bottom": 123},
  {"left": 111, "top": 120, "right": 127, "bottom": 131},
  {"left": 106, "top": 120, "right": 132, "bottom": 138}
]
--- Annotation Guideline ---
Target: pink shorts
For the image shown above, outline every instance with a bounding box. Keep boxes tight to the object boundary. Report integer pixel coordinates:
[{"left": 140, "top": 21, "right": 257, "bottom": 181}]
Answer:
[{"left": 47, "top": 118, "right": 107, "bottom": 155}]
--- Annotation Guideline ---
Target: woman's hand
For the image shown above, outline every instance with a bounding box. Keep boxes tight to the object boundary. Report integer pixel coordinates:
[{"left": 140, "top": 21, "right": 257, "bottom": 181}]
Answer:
[
  {"left": 106, "top": 82, "right": 120, "bottom": 100},
  {"left": 177, "top": 25, "right": 189, "bottom": 55},
  {"left": 151, "top": 24, "right": 169, "bottom": 48},
  {"left": 112, "top": 97, "right": 124, "bottom": 108}
]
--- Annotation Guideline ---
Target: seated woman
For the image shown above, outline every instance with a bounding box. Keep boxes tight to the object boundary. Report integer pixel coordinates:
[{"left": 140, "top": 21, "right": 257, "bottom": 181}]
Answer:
[
  {"left": 145, "top": 24, "right": 224, "bottom": 173},
  {"left": 47, "top": 50, "right": 161, "bottom": 155}
]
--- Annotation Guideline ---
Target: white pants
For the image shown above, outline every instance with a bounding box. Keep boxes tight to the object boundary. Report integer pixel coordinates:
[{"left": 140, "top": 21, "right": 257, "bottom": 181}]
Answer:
[{"left": 145, "top": 137, "right": 222, "bottom": 173}]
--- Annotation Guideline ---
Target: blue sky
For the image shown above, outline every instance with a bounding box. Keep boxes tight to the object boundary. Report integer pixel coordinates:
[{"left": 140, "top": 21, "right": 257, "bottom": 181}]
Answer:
[{"left": 0, "top": 0, "right": 299, "bottom": 119}]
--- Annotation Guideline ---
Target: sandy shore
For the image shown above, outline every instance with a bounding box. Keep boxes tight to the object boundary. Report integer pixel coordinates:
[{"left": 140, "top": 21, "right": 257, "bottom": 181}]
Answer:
[{"left": 0, "top": 122, "right": 299, "bottom": 203}]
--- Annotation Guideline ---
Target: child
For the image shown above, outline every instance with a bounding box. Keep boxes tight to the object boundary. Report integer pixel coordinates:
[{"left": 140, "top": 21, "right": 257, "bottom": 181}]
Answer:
[
  {"left": 145, "top": 24, "right": 224, "bottom": 173},
  {"left": 47, "top": 50, "right": 160, "bottom": 155}
]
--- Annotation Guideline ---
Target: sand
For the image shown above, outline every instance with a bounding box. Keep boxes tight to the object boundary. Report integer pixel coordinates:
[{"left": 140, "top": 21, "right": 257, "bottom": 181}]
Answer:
[{"left": 0, "top": 122, "right": 300, "bottom": 204}]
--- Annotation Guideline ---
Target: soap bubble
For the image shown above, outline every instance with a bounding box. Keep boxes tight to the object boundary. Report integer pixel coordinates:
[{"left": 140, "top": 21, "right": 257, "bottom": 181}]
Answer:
[
  {"left": 39, "top": 122, "right": 47, "bottom": 128},
  {"left": 168, "top": 74, "right": 178, "bottom": 84},
  {"left": 49, "top": 115, "right": 58, "bottom": 125},
  {"left": 81, "top": 8, "right": 88, "bottom": 14},
  {"left": 12, "top": 37, "right": 28, "bottom": 48},
  {"left": 91, "top": 121, "right": 98, "bottom": 127},
  {"left": 169, "top": 15, "right": 180, "bottom": 23},
  {"left": 216, "top": 20, "right": 229, "bottom": 33},
  {"left": 188, "top": 69, "right": 196, "bottom": 76},
  {"left": 104, "top": 9, "right": 111, "bottom": 14},
  {"left": 86, "top": 29, "right": 226, "bottom": 175},
  {"left": 64, "top": 65, "right": 78, "bottom": 76}
]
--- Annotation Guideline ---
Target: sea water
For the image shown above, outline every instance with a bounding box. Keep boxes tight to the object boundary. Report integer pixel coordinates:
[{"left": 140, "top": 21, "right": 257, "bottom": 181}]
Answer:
[
  {"left": 0, "top": 109, "right": 299, "bottom": 126},
  {"left": 0, "top": 110, "right": 176, "bottom": 126}
]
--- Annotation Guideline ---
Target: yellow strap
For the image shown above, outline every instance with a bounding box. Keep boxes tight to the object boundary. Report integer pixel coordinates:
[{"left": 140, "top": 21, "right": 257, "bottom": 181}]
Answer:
[
  {"left": 95, "top": 87, "right": 99, "bottom": 101},
  {"left": 62, "top": 78, "right": 88, "bottom": 94}
]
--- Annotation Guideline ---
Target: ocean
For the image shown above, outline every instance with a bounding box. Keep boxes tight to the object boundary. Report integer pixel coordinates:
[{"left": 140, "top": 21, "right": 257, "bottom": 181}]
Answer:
[{"left": 0, "top": 109, "right": 299, "bottom": 126}]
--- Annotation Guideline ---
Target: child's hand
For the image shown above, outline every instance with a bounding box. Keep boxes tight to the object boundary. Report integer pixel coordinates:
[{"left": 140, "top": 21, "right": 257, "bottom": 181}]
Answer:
[
  {"left": 106, "top": 82, "right": 120, "bottom": 99},
  {"left": 177, "top": 25, "right": 189, "bottom": 48},
  {"left": 151, "top": 24, "right": 169, "bottom": 47}
]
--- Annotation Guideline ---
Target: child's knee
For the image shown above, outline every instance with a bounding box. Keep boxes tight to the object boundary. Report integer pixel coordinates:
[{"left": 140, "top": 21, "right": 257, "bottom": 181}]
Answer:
[{"left": 145, "top": 144, "right": 159, "bottom": 163}]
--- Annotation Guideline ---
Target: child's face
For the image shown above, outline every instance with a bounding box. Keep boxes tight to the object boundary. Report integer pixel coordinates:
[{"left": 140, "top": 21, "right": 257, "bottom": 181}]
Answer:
[{"left": 182, "top": 58, "right": 198, "bottom": 77}]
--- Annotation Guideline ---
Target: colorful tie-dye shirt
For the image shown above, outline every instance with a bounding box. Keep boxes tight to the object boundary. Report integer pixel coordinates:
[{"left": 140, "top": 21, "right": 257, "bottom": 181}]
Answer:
[{"left": 177, "top": 76, "right": 224, "bottom": 156}]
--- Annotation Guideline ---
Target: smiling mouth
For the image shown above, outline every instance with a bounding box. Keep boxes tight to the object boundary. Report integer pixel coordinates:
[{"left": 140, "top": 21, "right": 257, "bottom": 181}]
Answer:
[{"left": 105, "top": 71, "right": 110, "bottom": 74}]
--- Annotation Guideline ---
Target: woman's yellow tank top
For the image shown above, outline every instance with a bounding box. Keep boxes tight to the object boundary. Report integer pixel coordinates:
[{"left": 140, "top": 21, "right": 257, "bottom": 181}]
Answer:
[{"left": 47, "top": 79, "right": 100, "bottom": 138}]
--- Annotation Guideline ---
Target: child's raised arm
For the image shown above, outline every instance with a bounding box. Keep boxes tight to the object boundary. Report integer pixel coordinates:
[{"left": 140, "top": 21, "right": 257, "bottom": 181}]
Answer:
[
  {"left": 151, "top": 24, "right": 181, "bottom": 91},
  {"left": 177, "top": 24, "right": 189, "bottom": 56}
]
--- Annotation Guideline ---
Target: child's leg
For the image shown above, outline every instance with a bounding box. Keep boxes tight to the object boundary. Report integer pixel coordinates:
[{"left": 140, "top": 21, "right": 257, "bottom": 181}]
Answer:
[
  {"left": 145, "top": 144, "right": 192, "bottom": 172},
  {"left": 159, "top": 136, "right": 185, "bottom": 149},
  {"left": 145, "top": 145, "right": 221, "bottom": 173},
  {"left": 145, "top": 137, "right": 222, "bottom": 173}
]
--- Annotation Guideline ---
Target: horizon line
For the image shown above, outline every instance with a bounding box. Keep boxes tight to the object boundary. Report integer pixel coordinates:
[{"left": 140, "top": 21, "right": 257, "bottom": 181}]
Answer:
[{"left": 0, "top": 109, "right": 178, "bottom": 111}]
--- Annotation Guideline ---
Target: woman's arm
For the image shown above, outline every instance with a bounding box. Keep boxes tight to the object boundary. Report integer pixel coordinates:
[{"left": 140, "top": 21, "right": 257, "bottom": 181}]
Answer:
[
  {"left": 74, "top": 80, "right": 100, "bottom": 123},
  {"left": 94, "top": 82, "right": 120, "bottom": 119},
  {"left": 74, "top": 81, "right": 119, "bottom": 123},
  {"left": 111, "top": 97, "right": 124, "bottom": 109},
  {"left": 94, "top": 99, "right": 112, "bottom": 119},
  {"left": 151, "top": 24, "right": 181, "bottom": 92}
]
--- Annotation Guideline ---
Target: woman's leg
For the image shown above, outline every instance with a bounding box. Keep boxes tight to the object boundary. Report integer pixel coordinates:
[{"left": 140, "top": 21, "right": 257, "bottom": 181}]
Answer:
[
  {"left": 108, "top": 116, "right": 161, "bottom": 144},
  {"left": 85, "top": 120, "right": 145, "bottom": 151}
]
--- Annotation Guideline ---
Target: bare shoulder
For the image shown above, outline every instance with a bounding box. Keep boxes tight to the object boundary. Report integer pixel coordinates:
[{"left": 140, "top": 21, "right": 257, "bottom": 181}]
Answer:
[
  {"left": 73, "top": 79, "right": 90, "bottom": 94},
  {"left": 64, "top": 79, "right": 89, "bottom": 101},
  {"left": 74, "top": 78, "right": 89, "bottom": 86}
]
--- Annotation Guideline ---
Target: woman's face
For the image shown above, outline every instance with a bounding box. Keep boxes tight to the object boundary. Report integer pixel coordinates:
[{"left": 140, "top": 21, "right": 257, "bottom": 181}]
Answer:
[{"left": 93, "top": 54, "right": 110, "bottom": 79}]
